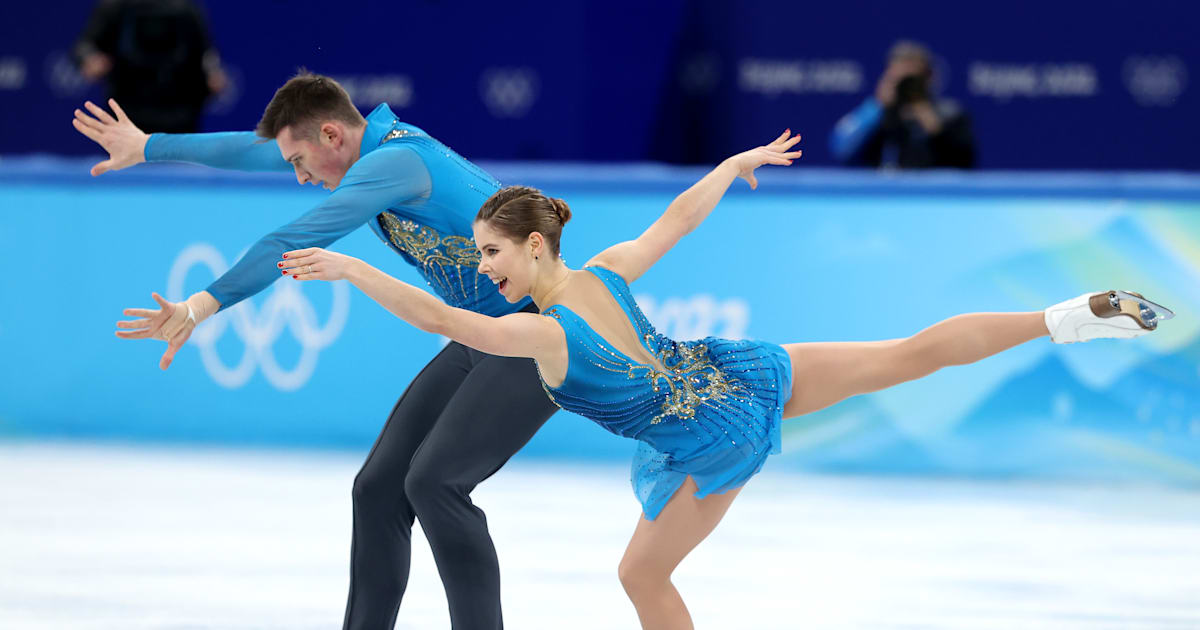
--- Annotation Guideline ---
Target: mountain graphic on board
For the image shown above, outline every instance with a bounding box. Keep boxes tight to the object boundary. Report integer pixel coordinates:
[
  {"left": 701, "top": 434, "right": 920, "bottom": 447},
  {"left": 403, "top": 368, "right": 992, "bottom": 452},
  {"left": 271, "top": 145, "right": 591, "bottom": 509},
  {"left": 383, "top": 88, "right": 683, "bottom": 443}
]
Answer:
[{"left": 776, "top": 334, "right": 1200, "bottom": 481}]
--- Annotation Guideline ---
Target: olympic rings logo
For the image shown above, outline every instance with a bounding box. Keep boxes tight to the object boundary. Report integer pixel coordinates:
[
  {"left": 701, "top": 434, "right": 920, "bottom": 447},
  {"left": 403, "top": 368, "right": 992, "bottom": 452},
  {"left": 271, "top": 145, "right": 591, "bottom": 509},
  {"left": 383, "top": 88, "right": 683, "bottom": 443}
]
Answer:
[{"left": 167, "top": 243, "right": 350, "bottom": 391}]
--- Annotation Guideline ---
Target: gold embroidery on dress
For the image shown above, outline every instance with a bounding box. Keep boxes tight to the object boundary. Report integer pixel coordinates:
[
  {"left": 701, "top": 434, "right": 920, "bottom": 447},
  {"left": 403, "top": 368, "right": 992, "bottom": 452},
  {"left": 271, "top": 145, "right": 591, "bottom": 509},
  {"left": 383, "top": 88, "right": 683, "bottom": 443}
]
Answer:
[
  {"left": 631, "top": 341, "right": 749, "bottom": 425},
  {"left": 379, "top": 213, "right": 480, "bottom": 267}
]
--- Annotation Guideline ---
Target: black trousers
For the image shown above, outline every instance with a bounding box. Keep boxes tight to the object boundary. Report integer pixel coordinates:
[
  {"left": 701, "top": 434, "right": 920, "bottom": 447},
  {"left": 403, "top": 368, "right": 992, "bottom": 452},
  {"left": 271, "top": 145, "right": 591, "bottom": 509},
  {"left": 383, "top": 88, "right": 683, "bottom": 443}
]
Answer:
[{"left": 342, "top": 332, "right": 559, "bottom": 630}]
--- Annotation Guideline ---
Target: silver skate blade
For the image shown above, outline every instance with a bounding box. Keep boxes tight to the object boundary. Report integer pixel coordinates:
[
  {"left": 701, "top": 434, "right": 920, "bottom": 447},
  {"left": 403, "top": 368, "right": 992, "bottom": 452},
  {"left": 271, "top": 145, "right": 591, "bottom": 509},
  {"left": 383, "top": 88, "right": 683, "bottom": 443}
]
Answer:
[{"left": 1112, "top": 291, "right": 1175, "bottom": 327}]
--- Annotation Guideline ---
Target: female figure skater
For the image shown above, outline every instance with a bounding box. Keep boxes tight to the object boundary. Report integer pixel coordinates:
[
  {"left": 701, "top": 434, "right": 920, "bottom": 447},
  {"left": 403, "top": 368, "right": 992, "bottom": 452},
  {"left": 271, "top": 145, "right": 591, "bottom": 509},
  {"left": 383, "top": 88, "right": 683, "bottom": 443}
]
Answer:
[{"left": 278, "top": 130, "right": 1173, "bottom": 629}]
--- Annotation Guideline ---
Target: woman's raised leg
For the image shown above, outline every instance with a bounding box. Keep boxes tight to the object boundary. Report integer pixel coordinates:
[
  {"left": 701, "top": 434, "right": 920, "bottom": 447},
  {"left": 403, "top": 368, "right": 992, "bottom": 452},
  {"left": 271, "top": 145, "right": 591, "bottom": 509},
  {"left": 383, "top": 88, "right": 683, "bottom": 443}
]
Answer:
[
  {"left": 618, "top": 477, "right": 742, "bottom": 630},
  {"left": 782, "top": 311, "right": 1048, "bottom": 418}
]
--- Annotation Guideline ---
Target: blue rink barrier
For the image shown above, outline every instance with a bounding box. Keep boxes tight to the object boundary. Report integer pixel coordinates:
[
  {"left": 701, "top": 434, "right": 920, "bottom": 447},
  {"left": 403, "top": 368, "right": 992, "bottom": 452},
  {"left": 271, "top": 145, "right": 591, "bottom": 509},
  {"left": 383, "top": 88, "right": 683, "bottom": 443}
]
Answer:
[{"left": 1, "top": 158, "right": 1198, "bottom": 483}]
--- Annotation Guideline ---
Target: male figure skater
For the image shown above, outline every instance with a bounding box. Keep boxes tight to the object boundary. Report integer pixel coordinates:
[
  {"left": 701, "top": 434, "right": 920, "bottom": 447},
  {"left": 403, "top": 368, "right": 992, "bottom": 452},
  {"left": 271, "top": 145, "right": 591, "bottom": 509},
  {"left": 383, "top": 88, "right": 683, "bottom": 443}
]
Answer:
[{"left": 73, "top": 72, "right": 558, "bottom": 629}]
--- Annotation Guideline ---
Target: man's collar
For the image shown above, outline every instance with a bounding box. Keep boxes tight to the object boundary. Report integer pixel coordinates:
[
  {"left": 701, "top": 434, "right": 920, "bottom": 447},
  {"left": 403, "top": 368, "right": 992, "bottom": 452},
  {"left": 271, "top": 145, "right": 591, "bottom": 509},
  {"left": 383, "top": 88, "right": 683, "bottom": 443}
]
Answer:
[{"left": 358, "top": 103, "right": 398, "bottom": 158}]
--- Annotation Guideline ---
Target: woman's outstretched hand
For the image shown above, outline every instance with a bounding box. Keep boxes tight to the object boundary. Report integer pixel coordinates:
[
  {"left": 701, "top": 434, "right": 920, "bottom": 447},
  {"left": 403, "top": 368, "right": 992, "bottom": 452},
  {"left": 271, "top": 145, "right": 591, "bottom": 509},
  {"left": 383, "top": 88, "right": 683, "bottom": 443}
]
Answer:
[
  {"left": 279, "top": 248, "right": 359, "bottom": 281},
  {"left": 725, "top": 129, "right": 802, "bottom": 190}
]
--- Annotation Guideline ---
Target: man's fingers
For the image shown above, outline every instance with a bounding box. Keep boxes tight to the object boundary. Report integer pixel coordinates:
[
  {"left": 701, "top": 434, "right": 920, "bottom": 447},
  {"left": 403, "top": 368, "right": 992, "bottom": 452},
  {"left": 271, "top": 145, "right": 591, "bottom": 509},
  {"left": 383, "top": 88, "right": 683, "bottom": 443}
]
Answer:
[
  {"left": 84, "top": 100, "right": 117, "bottom": 125},
  {"left": 72, "top": 118, "right": 103, "bottom": 143},
  {"left": 73, "top": 108, "right": 103, "bottom": 130},
  {"left": 115, "top": 329, "right": 156, "bottom": 340},
  {"left": 108, "top": 99, "right": 128, "bottom": 122},
  {"left": 159, "top": 345, "right": 176, "bottom": 370},
  {"left": 159, "top": 333, "right": 190, "bottom": 370}
]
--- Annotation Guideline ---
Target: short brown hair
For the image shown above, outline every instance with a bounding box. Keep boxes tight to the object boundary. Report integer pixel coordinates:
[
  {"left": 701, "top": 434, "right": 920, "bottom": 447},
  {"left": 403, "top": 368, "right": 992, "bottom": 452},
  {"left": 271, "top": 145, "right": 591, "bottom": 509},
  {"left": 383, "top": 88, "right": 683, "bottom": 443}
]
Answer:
[
  {"left": 476, "top": 186, "right": 572, "bottom": 257},
  {"left": 255, "top": 71, "right": 365, "bottom": 140}
]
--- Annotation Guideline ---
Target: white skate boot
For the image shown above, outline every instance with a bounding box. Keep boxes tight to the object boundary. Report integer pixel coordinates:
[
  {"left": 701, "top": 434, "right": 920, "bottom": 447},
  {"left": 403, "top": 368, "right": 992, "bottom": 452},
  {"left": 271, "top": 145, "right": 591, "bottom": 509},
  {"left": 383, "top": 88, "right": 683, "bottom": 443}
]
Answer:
[{"left": 1045, "top": 290, "right": 1174, "bottom": 344}]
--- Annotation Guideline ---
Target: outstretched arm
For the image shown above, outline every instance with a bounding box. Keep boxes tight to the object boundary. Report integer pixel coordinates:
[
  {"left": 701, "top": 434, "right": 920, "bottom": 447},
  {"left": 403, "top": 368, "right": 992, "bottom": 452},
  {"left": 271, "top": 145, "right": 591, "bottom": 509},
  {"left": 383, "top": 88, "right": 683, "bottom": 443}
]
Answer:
[
  {"left": 72, "top": 99, "right": 289, "bottom": 176},
  {"left": 279, "top": 248, "right": 561, "bottom": 361},
  {"left": 585, "top": 130, "right": 801, "bottom": 284},
  {"left": 111, "top": 146, "right": 431, "bottom": 370}
]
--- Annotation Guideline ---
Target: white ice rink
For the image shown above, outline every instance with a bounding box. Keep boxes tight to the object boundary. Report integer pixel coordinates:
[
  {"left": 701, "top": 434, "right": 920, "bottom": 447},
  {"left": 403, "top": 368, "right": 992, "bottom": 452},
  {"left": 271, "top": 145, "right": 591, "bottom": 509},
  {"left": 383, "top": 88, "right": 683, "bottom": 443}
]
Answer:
[{"left": 2, "top": 442, "right": 1199, "bottom": 629}]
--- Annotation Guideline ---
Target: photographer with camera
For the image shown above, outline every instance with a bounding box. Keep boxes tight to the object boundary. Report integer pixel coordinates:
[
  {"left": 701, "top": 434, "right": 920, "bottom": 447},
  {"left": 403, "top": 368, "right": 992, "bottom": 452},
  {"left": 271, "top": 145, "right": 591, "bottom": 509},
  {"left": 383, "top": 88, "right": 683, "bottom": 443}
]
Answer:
[{"left": 831, "top": 41, "right": 976, "bottom": 169}]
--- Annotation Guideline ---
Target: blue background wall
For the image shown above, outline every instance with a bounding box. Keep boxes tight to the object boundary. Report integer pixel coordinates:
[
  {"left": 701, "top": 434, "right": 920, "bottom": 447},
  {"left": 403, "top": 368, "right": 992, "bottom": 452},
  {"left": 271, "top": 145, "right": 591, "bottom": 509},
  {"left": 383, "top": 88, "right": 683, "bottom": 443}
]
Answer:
[
  {"left": 2, "top": 0, "right": 1198, "bottom": 482},
  {"left": 2, "top": 160, "right": 1198, "bottom": 483},
  {"left": 1, "top": 1, "right": 1196, "bottom": 169}
]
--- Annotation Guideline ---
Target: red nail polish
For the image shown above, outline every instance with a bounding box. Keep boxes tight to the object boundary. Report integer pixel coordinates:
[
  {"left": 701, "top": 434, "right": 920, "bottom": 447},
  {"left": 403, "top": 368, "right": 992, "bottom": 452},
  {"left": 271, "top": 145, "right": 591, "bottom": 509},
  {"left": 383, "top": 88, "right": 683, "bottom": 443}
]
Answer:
[
  {"left": 292, "top": 275, "right": 298, "bottom": 279},
  {"left": 283, "top": 254, "right": 288, "bottom": 259},
  {"left": 282, "top": 270, "right": 287, "bottom": 274}
]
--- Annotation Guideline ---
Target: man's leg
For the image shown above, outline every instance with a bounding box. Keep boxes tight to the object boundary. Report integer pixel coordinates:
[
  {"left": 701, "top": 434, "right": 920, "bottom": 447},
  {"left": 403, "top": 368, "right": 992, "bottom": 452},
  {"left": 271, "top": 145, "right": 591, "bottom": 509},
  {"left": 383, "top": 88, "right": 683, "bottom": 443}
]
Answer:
[
  {"left": 343, "top": 342, "right": 475, "bottom": 630},
  {"left": 404, "top": 350, "right": 559, "bottom": 629}
]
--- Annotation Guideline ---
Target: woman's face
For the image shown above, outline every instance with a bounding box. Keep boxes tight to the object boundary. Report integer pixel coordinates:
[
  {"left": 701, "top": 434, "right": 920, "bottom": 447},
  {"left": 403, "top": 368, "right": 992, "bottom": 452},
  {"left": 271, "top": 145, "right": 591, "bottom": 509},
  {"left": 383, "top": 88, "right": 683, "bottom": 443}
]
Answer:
[{"left": 473, "top": 220, "right": 534, "bottom": 303}]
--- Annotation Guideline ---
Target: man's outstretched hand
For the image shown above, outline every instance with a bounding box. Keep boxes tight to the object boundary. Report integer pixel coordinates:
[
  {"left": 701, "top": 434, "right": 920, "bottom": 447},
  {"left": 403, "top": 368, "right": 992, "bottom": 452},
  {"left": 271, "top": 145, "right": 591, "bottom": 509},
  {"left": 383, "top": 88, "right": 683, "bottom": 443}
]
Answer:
[
  {"left": 72, "top": 99, "right": 148, "bottom": 176},
  {"left": 115, "top": 292, "right": 197, "bottom": 370}
]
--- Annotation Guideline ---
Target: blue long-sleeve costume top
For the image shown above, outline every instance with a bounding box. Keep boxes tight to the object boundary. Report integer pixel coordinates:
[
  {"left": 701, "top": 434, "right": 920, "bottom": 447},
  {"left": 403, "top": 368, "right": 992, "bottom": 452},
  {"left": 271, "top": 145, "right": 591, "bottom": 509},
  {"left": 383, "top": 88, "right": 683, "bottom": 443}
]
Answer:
[{"left": 144, "top": 103, "right": 531, "bottom": 317}]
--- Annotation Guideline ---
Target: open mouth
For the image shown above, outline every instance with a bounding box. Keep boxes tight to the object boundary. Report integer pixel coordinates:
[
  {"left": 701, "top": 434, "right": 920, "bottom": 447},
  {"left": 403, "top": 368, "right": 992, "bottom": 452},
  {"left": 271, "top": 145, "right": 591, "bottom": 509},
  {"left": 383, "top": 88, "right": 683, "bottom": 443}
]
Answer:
[{"left": 494, "top": 276, "right": 508, "bottom": 292}]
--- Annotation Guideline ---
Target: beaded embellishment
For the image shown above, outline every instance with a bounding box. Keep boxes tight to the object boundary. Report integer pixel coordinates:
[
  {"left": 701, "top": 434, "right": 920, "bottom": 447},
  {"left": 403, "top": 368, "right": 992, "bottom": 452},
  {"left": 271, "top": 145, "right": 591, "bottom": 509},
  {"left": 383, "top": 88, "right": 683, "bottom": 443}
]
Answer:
[
  {"left": 633, "top": 339, "right": 750, "bottom": 425},
  {"left": 540, "top": 304, "right": 749, "bottom": 426},
  {"left": 379, "top": 213, "right": 481, "bottom": 268}
]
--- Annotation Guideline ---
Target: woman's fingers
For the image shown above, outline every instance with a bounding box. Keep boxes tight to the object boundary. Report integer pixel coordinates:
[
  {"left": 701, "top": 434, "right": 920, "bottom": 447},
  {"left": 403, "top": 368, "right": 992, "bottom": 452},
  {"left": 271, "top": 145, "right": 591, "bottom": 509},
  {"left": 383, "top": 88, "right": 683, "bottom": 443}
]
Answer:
[
  {"left": 276, "top": 255, "right": 304, "bottom": 270},
  {"left": 767, "top": 134, "right": 802, "bottom": 152},
  {"left": 279, "top": 258, "right": 314, "bottom": 273},
  {"left": 286, "top": 264, "right": 321, "bottom": 280},
  {"left": 282, "top": 247, "right": 321, "bottom": 260},
  {"left": 122, "top": 307, "right": 158, "bottom": 318},
  {"left": 116, "top": 318, "right": 152, "bottom": 329},
  {"left": 290, "top": 263, "right": 322, "bottom": 281}
]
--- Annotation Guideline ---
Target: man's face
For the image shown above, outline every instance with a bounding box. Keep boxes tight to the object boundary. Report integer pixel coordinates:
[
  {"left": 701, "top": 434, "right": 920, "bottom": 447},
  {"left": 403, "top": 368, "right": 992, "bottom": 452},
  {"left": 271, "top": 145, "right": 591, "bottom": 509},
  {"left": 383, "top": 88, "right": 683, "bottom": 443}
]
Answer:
[{"left": 277, "top": 124, "right": 350, "bottom": 190}]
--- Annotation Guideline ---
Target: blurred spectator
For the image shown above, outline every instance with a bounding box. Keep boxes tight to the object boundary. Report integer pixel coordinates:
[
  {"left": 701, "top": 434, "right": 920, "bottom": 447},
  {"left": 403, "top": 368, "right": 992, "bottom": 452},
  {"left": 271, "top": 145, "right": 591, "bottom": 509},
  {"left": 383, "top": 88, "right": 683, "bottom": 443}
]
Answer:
[
  {"left": 74, "top": 0, "right": 227, "bottom": 133},
  {"left": 831, "top": 41, "right": 975, "bottom": 169}
]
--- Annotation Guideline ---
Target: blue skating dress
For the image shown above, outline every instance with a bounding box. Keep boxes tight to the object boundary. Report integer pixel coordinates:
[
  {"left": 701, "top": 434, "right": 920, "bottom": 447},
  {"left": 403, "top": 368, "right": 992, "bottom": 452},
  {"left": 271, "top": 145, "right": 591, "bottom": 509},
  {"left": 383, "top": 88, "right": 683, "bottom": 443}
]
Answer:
[{"left": 539, "top": 266, "right": 793, "bottom": 520}]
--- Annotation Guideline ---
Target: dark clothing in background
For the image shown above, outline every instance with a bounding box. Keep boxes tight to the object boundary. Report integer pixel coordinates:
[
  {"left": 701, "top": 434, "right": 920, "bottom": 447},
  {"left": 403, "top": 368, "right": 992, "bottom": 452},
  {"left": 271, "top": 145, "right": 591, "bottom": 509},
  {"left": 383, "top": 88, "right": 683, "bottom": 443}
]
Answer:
[
  {"left": 831, "top": 98, "right": 977, "bottom": 169},
  {"left": 74, "top": 0, "right": 219, "bottom": 133}
]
